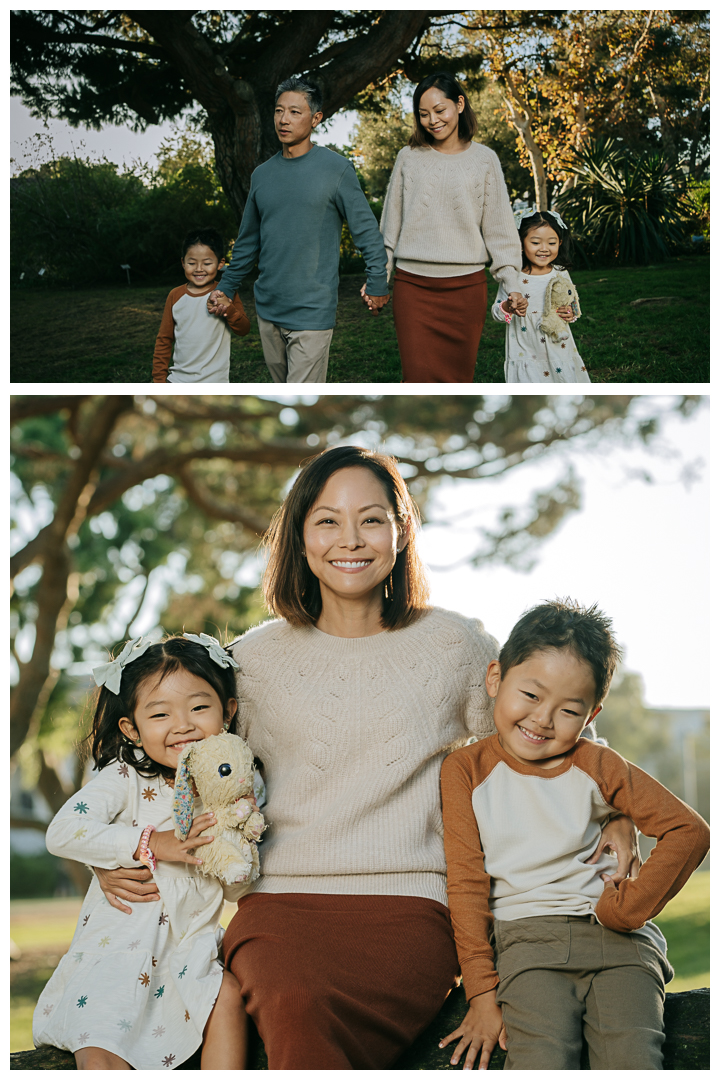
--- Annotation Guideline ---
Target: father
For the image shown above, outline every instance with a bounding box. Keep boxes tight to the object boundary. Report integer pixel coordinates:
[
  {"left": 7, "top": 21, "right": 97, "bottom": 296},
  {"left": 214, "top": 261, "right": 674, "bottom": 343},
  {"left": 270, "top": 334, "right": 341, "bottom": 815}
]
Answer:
[{"left": 207, "top": 76, "right": 390, "bottom": 383}]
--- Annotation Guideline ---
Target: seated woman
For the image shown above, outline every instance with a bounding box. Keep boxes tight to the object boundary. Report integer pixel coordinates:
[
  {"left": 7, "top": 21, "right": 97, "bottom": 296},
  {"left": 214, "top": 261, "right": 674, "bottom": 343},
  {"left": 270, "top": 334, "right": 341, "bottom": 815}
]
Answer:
[{"left": 93, "top": 445, "right": 640, "bottom": 1069}]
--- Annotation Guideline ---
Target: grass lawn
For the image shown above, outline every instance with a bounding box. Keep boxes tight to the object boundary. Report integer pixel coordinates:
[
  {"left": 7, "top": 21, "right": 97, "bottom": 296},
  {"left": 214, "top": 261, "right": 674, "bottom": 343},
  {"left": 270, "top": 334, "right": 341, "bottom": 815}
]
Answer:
[
  {"left": 10, "top": 872, "right": 709, "bottom": 1053},
  {"left": 11, "top": 256, "right": 708, "bottom": 384}
]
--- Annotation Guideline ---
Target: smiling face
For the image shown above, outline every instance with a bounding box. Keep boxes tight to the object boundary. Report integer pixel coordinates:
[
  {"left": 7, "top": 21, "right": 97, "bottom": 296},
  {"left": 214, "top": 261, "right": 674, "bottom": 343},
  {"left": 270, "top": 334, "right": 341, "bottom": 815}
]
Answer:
[
  {"left": 302, "top": 466, "right": 407, "bottom": 611},
  {"left": 181, "top": 242, "right": 224, "bottom": 293},
  {"left": 487, "top": 648, "right": 601, "bottom": 770},
  {"left": 418, "top": 86, "right": 465, "bottom": 144},
  {"left": 522, "top": 223, "right": 560, "bottom": 273},
  {"left": 118, "top": 668, "right": 237, "bottom": 772}
]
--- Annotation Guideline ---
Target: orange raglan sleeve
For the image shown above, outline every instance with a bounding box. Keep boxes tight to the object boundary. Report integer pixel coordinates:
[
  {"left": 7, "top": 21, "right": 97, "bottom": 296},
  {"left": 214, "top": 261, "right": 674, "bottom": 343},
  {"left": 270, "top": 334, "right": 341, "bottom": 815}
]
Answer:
[
  {"left": 152, "top": 288, "right": 181, "bottom": 382},
  {"left": 224, "top": 292, "right": 251, "bottom": 338},
  {"left": 441, "top": 745, "right": 498, "bottom": 1001},
  {"left": 581, "top": 742, "right": 710, "bottom": 933}
]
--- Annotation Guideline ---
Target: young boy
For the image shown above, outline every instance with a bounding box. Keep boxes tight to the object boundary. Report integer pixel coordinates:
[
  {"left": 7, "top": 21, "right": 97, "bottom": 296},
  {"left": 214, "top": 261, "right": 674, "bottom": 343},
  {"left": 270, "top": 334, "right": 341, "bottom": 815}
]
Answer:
[
  {"left": 440, "top": 600, "right": 709, "bottom": 1071},
  {"left": 152, "top": 228, "right": 250, "bottom": 382}
]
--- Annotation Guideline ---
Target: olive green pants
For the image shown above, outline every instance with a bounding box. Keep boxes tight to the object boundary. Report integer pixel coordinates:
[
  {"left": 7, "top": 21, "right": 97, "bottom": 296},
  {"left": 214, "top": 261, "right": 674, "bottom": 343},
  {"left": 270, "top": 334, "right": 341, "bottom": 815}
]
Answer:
[{"left": 493, "top": 915, "right": 672, "bottom": 1070}]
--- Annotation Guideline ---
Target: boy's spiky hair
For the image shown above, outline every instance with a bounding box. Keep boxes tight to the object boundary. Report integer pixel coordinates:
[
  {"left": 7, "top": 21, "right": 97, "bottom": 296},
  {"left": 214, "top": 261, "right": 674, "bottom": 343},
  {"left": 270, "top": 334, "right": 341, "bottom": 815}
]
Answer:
[
  {"left": 498, "top": 598, "right": 622, "bottom": 708},
  {"left": 181, "top": 228, "right": 225, "bottom": 262}
]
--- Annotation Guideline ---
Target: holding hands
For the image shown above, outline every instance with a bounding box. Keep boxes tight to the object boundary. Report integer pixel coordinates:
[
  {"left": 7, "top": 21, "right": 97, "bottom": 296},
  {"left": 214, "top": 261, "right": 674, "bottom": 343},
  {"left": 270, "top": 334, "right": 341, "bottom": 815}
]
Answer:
[
  {"left": 439, "top": 989, "right": 507, "bottom": 1070},
  {"left": 207, "top": 290, "right": 232, "bottom": 317},
  {"left": 506, "top": 291, "right": 528, "bottom": 317},
  {"left": 360, "top": 282, "right": 390, "bottom": 316}
]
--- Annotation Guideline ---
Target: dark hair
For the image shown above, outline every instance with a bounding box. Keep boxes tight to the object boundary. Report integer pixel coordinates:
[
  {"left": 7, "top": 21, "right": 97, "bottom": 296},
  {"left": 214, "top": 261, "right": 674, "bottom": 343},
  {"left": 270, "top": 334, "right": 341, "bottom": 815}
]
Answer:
[
  {"left": 518, "top": 211, "right": 574, "bottom": 272},
  {"left": 497, "top": 599, "right": 621, "bottom": 708},
  {"left": 263, "top": 446, "right": 430, "bottom": 630},
  {"left": 275, "top": 75, "right": 323, "bottom": 117},
  {"left": 410, "top": 72, "right": 478, "bottom": 149},
  {"left": 90, "top": 636, "right": 238, "bottom": 783},
  {"left": 181, "top": 228, "right": 225, "bottom": 262}
]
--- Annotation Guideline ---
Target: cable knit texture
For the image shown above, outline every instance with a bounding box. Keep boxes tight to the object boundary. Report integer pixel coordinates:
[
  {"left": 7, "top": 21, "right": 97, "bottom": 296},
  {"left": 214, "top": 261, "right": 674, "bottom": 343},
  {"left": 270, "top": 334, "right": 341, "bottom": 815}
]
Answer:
[
  {"left": 230, "top": 607, "right": 499, "bottom": 906},
  {"left": 380, "top": 143, "right": 523, "bottom": 294}
]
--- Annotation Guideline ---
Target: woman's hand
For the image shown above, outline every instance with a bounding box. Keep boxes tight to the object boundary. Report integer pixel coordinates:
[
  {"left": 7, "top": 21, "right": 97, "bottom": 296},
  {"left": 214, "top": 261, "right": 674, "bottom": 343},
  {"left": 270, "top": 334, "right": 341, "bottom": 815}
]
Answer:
[
  {"left": 94, "top": 866, "right": 161, "bottom": 915},
  {"left": 585, "top": 814, "right": 642, "bottom": 883},
  {"left": 507, "top": 291, "right": 528, "bottom": 317},
  {"left": 145, "top": 812, "right": 217, "bottom": 866},
  {"left": 438, "top": 989, "right": 507, "bottom": 1070}
]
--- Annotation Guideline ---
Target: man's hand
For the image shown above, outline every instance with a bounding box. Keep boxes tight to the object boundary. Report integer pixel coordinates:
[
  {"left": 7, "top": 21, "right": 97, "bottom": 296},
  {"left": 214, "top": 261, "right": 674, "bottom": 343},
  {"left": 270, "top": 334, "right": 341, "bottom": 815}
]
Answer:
[
  {"left": 207, "top": 289, "right": 232, "bottom": 316},
  {"left": 360, "top": 283, "right": 390, "bottom": 316},
  {"left": 438, "top": 989, "right": 507, "bottom": 1070},
  {"left": 507, "top": 291, "right": 528, "bottom": 317}
]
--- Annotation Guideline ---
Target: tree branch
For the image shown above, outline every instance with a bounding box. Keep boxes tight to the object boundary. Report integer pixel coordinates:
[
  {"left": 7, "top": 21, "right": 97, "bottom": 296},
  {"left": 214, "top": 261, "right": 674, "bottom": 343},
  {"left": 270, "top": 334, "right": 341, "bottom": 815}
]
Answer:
[{"left": 178, "top": 465, "right": 270, "bottom": 535}]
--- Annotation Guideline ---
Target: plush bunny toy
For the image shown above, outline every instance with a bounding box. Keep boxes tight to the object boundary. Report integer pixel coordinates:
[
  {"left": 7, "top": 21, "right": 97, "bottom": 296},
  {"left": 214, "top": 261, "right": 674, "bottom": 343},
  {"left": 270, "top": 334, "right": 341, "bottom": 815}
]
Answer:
[
  {"left": 172, "top": 732, "right": 265, "bottom": 887},
  {"left": 539, "top": 276, "right": 582, "bottom": 343}
]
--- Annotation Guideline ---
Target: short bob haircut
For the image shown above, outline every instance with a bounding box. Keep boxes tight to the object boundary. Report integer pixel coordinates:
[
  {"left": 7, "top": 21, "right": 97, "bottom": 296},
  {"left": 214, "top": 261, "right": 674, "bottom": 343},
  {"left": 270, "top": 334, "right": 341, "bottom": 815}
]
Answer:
[
  {"left": 410, "top": 71, "right": 479, "bottom": 149},
  {"left": 263, "top": 446, "right": 430, "bottom": 630},
  {"left": 497, "top": 598, "right": 622, "bottom": 709},
  {"left": 90, "top": 636, "right": 239, "bottom": 783},
  {"left": 518, "top": 211, "right": 574, "bottom": 272}
]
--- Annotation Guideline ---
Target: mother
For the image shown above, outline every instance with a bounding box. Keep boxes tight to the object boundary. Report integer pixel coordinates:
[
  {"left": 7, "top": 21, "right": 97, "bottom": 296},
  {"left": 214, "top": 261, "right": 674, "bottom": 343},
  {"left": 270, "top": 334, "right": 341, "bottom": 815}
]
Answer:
[
  {"left": 95, "top": 446, "right": 637, "bottom": 1069},
  {"left": 377, "top": 72, "right": 528, "bottom": 383}
]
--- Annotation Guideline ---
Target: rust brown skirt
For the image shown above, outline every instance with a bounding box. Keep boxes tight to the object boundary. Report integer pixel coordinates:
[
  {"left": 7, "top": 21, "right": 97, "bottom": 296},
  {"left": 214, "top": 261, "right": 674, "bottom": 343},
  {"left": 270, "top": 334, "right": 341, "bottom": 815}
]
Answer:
[
  {"left": 393, "top": 267, "right": 488, "bottom": 382},
  {"left": 223, "top": 892, "right": 460, "bottom": 1069}
]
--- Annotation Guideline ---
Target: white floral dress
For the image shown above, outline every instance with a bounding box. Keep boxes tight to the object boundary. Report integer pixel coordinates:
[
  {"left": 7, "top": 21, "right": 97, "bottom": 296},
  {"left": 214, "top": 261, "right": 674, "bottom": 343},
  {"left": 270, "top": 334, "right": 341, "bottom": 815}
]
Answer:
[
  {"left": 32, "top": 763, "right": 247, "bottom": 1069},
  {"left": 492, "top": 267, "right": 591, "bottom": 383}
]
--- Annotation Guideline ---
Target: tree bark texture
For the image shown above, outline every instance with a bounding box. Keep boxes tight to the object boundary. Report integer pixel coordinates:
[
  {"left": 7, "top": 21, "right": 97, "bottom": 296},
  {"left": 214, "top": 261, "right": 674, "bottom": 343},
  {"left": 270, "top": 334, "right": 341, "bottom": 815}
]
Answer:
[{"left": 9, "top": 987, "right": 710, "bottom": 1070}]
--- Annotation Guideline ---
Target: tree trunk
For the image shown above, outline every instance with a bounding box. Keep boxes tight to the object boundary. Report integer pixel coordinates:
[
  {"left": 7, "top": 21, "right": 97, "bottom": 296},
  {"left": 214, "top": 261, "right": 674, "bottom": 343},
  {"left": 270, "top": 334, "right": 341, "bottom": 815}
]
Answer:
[{"left": 502, "top": 91, "right": 548, "bottom": 210}]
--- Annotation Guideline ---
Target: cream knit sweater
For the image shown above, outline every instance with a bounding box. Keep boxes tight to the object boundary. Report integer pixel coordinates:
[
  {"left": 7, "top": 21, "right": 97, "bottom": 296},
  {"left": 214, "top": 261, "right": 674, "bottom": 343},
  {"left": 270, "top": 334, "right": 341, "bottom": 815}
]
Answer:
[
  {"left": 230, "top": 607, "right": 499, "bottom": 906},
  {"left": 380, "top": 142, "right": 523, "bottom": 295}
]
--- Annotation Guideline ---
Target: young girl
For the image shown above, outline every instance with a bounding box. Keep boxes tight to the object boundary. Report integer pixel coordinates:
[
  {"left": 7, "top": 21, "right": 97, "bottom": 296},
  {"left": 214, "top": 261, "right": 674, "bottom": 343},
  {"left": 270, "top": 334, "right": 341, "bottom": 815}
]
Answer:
[
  {"left": 32, "top": 633, "right": 257, "bottom": 1071},
  {"left": 492, "top": 209, "right": 591, "bottom": 383}
]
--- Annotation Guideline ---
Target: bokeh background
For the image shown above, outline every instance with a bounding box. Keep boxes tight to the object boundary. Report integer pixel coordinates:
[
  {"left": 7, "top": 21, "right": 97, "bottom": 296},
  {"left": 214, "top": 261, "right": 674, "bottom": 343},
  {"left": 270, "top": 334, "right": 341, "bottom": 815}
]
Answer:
[{"left": 10, "top": 394, "right": 709, "bottom": 1050}]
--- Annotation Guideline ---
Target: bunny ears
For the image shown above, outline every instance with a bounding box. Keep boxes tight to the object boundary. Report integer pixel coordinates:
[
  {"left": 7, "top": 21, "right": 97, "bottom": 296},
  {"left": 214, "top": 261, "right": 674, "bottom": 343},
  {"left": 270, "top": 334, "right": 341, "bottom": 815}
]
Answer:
[
  {"left": 172, "top": 742, "right": 197, "bottom": 841},
  {"left": 92, "top": 632, "right": 239, "bottom": 696}
]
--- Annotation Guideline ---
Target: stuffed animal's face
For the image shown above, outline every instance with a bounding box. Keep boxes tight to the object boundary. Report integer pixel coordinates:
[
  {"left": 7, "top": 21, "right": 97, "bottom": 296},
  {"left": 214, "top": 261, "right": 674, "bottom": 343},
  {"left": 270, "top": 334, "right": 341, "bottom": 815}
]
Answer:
[
  {"left": 551, "top": 278, "right": 580, "bottom": 316},
  {"left": 178, "top": 732, "right": 255, "bottom": 808}
]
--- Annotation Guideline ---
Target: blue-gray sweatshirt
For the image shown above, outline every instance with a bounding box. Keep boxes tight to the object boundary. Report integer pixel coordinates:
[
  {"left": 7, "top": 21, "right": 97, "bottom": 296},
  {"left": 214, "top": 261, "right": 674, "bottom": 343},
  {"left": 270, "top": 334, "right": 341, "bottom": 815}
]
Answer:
[{"left": 218, "top": 145, "right": 389, "bottom": 330}]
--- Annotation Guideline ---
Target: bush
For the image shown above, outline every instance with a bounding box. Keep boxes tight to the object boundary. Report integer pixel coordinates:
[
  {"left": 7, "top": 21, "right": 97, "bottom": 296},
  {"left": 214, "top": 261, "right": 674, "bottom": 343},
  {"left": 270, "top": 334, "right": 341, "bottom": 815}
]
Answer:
[
  {"left": 11, "top": 153, "right": 238, "bottom": 287},
  {"left": 555, "top": 138, "right": 689, "bottom": 265},
  {"left": 10, "top": 851, "right": 74, "bottom": 899}
]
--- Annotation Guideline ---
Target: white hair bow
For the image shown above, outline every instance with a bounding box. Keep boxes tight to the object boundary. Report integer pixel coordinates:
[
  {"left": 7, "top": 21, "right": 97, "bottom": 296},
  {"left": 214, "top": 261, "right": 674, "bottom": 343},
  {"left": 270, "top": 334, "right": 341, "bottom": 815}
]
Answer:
[
  {"left": 517, "top": 206, "right": 568, "bottom": 230},
  {"left": 92, "top": 637, "right": 154, "bottom": 695},
  {"left": 183, "top": 632, "right": 239, "bottom": 670}
]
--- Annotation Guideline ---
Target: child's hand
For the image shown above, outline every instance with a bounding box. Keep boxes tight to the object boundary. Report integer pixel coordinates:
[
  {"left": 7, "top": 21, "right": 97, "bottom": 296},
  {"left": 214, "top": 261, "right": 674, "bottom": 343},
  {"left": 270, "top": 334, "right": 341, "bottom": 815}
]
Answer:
[
  {"left": 207, "top": 290, "right": 232, "bottom": 316},
  {"left": 556, "top": 305, "right": 574, "bottom": 322},
  {"left": 439, "top": 989, "right": 507, "bottom": 1070},
  {"left": 507, "top": 291, "right": 528, "bottom": 317},
  {"left": 145, "top": 812, "right": 217, "bottom": 865}
]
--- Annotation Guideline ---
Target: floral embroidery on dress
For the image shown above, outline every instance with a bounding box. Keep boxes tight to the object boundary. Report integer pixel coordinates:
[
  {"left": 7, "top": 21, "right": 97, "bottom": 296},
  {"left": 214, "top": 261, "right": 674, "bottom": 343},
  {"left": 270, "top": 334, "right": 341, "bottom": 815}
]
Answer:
[
  {"left": 128, "top": 940, "right": 140, "bottom": 951},
  {"left": 77, "top": 996, "right": 88, "bottom": 1008},
  {"left": 74, "top": 802, "right": 89, "bottom": 814},
  {"left": 98, "top": 936, "right": 110, "bottom": 948},
  {"left": 139, "top": 972, "right": 150, "bottom": 987},
  {"left": 162, "top": 1055, "right": 176, "bottom": 1068},
  {"left": 159, "top": 913, "right": 168, "bottom": 925},
  {"left": 43, "top": 1004, "right": 53, "bottom": 1015},
  {"left": 118, "top": 764, "right": 130, "bottom": 778},
  {"left": 142, "top": 788, "right": 157, "bottom": 802},
  {"left": 543, "top": 371, "right": 550, "bottom": 377},
  {"left": 73, "top": 827, "right": 88, "bottom": 840},
  {"left": 155, "top": 986, "right": 165, "bottom": 999},
  {"left": 78, "top": 1032, "right": 90, "bottom": 1045},
  {"left": 152, "top": 1024, "right": 166, "bottom": 1037},
  {"left": 118, "top": 1019, "right": 132, "bottom": 1031}
]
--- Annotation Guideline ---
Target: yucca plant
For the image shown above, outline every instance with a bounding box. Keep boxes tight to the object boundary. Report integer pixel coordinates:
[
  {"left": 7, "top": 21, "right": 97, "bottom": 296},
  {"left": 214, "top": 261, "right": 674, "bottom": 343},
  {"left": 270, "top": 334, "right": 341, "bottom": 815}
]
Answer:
[{"left": 555, "top": 137, "right": 688, "bottom": 265}]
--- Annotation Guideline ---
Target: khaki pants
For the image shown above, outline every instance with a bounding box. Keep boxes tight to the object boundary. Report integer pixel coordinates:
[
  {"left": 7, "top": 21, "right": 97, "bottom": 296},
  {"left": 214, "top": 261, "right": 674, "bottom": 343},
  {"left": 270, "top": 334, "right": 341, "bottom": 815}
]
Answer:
[
  {"left": 493, "top": 915, "right": 671, "bottom": 1070},
  {"left": 257, "top": 314, "right": 333, "bottom": 383}
]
